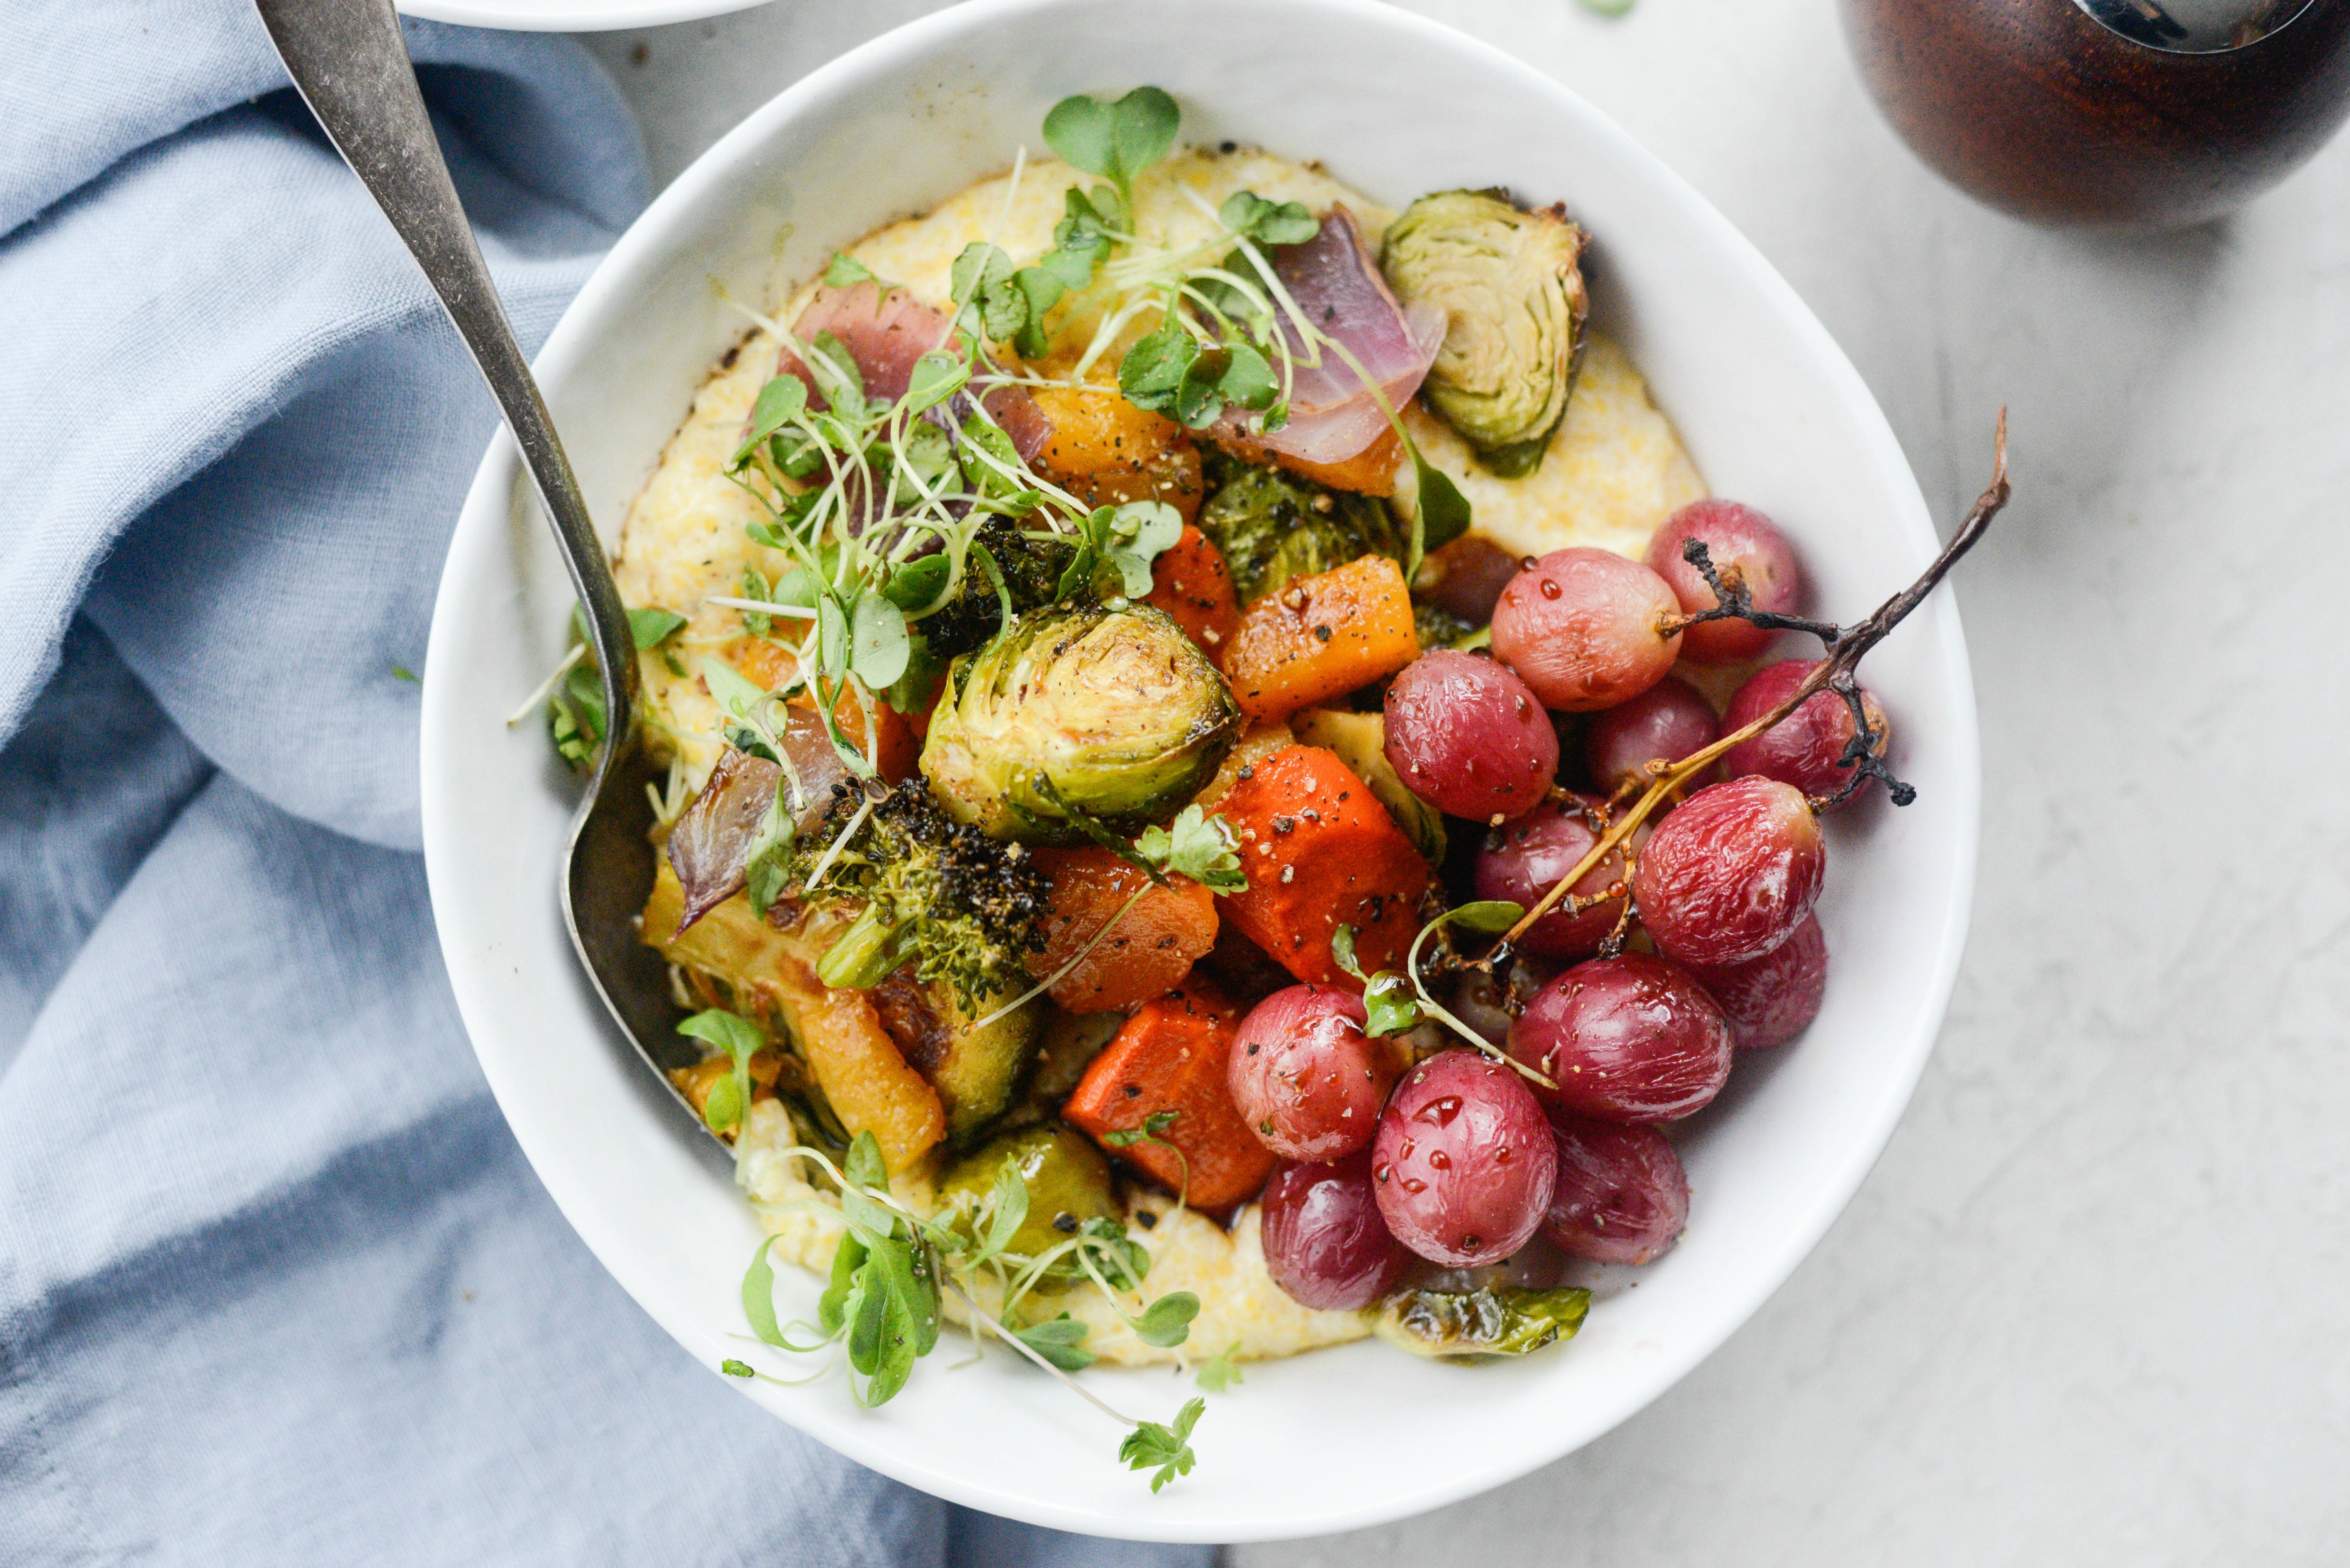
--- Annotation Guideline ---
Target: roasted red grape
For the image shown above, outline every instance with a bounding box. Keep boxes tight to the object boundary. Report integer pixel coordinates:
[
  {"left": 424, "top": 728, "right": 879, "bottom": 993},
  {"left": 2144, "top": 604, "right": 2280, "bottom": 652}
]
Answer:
[
  {"left": 1229, "top": 985, "right": 1398, "bottom": 1162},
  {"left": 1259, "top": 1151, "right": 1412, "bottom": 1310},
  {"left": 1542, "top": 1117, "right": 1691, "bottom": 1265},
  {"left": 1383, "top": 650, "right": 1558, "bottom": 821},
  {"left": 1372, "top": 1049, "right": 1558, "bottom": 1267},
  {"left": 1471, "top": 796, "right": 1644, "bottom": 961},
  {"left": 1490, "top": 548, "right": 1682, "bottom": 712},
  {"left": 1721, "top": 660, "right": 1889, "bottom": 807},
  {"left": 1688, "top": 913, "right": 1827, "bottom": 1049},
  {"left": 1584, "top": 675, "right": 1720, "bottom": 797},
  {"left": 1644, "top": 499, "right": 1806, "bottom": 665},
  {"left": 1419, "top": 534, "right": 1523, "bottom": 626},
  {"left": 1507, "top": 953, "right": 1733, "bottom": 1123},
  {"left": 1633, "top": 777, "right": 1825, "bottom": 967}
]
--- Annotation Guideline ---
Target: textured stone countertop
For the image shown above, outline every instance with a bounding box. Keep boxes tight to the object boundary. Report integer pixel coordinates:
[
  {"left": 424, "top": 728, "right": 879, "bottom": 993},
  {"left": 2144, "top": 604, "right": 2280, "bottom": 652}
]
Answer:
[{"left": 580, "top": 2, "right": 2350, "bottom": 1558}]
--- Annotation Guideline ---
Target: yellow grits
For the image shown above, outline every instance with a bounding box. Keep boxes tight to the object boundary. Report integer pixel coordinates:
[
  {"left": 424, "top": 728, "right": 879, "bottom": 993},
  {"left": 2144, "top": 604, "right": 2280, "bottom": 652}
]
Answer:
[{"left": 613, "top": 149, "right": 1706, "bottom": 1366}]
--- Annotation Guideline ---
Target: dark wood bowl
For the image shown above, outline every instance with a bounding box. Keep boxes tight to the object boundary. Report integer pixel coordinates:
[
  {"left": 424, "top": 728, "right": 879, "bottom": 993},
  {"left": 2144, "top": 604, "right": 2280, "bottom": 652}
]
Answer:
[{"left": 1840, "top": 0, "right": 2350, "bottom": 227}]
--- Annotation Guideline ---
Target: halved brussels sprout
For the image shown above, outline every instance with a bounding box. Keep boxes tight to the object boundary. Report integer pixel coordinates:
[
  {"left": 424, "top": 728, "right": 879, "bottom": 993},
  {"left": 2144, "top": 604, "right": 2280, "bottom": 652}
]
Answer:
[
  {"left": 1196, "top": 455, "right": 1402, "bottom": 606},
  {"left": 920, "top": 602, "right": 1242, "bottom": 842},
  {"left": 1370, "top": 1285, "right": 1592, "bottom": 1360},
  {"left": 938, "top": 1123, "right": 1121, "bottom": 1268},
  {"left": 1380, "top": 190, "right": 1588, "bottom": 478}
]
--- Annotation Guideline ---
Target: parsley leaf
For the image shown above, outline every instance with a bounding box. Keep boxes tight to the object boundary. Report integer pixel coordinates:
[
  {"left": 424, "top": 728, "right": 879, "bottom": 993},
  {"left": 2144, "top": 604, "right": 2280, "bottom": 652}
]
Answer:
[
  {"left": 1195, "top": 1342, "right": 1244, "bottom": 1394},
  {"left": 823, "top": 252, "right": 877, "bottom": 288},
  {"left": 1119, "top": 1397, "right": 1205, "bottom": 1493},
  {"left": 1133, "top": 806, "right": 1245, "bottom": 893}
]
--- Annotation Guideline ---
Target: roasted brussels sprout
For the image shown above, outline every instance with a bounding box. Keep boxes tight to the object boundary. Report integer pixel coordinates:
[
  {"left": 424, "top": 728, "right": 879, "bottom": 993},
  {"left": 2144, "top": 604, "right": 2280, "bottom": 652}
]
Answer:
[
  {"left": 1370, "top": 1285, "right": 1592, "bottom": 1360},
  {"left": 938, "top": 1123, "right": 1122, "bottom": 1265},
  {"left": 1196, "top": 454, "right": 1402, "bottom": 606},
  {"left": 1381, "top": 190, "right": 1588, "bottom": 478},
  {"left": 921, "top": 602, "right": 1242, "bottom": 842}
]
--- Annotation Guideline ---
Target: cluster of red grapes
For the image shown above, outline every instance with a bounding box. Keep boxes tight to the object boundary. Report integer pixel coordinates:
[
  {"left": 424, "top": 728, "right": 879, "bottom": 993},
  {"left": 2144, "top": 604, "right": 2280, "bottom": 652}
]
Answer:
[{"left": 1222, "top": 424, "right": 2010, "bottom": 1311}]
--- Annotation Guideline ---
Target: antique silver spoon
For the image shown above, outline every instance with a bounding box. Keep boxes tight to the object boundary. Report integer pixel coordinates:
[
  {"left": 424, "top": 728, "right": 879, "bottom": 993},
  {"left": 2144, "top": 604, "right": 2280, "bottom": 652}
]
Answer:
[{"left": 254, "top": 0, "right": 709, "bottom": 1134}]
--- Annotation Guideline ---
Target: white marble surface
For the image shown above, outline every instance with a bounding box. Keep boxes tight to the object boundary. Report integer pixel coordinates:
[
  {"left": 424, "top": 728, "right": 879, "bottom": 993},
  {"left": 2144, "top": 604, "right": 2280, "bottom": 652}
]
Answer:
[{"left": 577, "top": 1, "right": 2350, "bottom": 1558}]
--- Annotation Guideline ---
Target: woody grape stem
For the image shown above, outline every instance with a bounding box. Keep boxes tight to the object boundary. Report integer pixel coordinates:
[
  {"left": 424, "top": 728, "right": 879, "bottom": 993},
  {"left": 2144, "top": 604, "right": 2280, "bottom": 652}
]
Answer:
[{"left": 1498, "top": 412, "right": 2011, "bottom": 952}]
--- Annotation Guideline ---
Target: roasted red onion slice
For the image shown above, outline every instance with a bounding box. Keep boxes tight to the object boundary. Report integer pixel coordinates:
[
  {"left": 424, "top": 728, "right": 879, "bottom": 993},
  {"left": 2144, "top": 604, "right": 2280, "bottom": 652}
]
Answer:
[
  {"left": 666, "top": 714, "right": 853, "bottom": 935},
  {"left": 771, "top": 281, "right": 1051, "bottom": 462},
  {"left": 1220, "top": 207, "right": 1443, "bottom": 466}
]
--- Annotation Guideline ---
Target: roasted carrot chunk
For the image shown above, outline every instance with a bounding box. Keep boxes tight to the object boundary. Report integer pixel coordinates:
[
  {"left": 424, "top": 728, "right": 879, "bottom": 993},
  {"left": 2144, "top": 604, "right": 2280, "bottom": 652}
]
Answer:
[
  {"left": 1063, "top": 976, "right": 1274, "bottom": 1214},
  {"left": 1211, "top": 743, "right": 1430, "bottom": 985},
  {"left": 1143, "top": 524, "right": 1242, "bottom": 658},
  {"left": 1220, "top": 554, "right": 1420, "bottom": 723},
  {"left": 1215, "top": 427, "right": 1402, "bottom": 497},
  {"left": 726, "top": 636, "right": 919, "bottom": 781},
  {"left": 1030, "top": 385, "right": 1205, "bottom": 522},
  {"left": 1028, "top": 847, "right": 1218, "bottom": 1013}
]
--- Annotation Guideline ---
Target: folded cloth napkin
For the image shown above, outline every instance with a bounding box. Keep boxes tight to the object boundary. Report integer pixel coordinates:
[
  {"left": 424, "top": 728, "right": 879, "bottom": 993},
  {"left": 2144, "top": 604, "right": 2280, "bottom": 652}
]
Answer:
[{"left": 0, "top": 6, "right": 1213, "bottom": 1564}]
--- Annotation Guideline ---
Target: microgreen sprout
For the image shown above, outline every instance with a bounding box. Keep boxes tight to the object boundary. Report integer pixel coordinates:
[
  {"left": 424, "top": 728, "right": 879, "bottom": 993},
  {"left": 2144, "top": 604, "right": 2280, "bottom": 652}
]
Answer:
[
  {"left": 729, "top": 1127, "right": 1207, "bottom": 1488},
  {"left": 1329, "top": 924, "right": 1423, "bottom": 1039},
  {"left": 1194, "top": 1341, "right": 1245, "bottom": 1394}
]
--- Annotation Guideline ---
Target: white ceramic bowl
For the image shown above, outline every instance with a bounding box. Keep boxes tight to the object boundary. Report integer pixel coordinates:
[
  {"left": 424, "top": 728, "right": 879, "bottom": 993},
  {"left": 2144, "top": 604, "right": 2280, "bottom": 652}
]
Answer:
[{"left": 421, "top": 0, "right": 1978, "bottom": 1541}]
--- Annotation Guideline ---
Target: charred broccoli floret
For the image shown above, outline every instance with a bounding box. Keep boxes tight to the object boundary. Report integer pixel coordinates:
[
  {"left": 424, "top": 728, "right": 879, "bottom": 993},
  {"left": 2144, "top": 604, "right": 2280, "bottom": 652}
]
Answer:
[
  {"left": 916, "top": 519, "right": 1079, "bottom": 659},
  {"left": 792, "top": 778, "right": 1050, "bottom": 1006}
]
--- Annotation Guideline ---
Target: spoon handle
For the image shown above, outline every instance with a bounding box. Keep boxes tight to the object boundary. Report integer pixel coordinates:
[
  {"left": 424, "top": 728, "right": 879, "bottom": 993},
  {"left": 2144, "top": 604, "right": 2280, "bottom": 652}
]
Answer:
[{"left": 252, "top": 0, "right": 635, "bottom": 738}]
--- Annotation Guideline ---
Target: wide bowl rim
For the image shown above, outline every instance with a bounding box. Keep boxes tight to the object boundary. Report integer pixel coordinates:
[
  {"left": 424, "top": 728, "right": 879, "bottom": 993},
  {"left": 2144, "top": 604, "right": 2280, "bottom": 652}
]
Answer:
[{"left": 421, "top": 0, "right": 1980, "bottom": 1540}]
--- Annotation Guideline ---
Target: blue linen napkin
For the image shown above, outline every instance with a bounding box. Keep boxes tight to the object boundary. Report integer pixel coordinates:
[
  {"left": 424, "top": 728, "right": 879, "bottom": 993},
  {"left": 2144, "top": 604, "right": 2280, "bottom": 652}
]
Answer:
[{"left": 0, "top": 6, "right": 1213, "bottom": 1564}]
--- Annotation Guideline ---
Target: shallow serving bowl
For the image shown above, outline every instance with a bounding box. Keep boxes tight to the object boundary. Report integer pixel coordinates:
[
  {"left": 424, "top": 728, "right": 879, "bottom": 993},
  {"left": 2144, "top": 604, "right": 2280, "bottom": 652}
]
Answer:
[{"left": 420, "top": 0, "right": 1978, "bottom": 1541}]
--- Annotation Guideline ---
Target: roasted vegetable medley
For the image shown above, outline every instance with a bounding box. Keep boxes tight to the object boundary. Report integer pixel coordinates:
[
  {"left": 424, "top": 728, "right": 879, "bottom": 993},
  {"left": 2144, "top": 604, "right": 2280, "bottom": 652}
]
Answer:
[{"left": 558, "top": 84, "right": 1991, "bottom": 1494}]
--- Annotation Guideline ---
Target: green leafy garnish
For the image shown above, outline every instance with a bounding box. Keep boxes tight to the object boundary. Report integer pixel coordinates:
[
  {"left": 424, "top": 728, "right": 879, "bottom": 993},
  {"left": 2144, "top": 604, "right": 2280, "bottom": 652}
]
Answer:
[
  {"left": 1410, "top": 447, "right": 1473, "bottom": 563},
  {"left": 679, "top": 1008, "right": 764, "bottom": 1134},
  {"left": 1132, "top": 805, "right": 1246, "bottom": 893},
  {"left": 391, "top": 663, "right": 419, "bottom": 684},
  {"left": 1331, "top": 924, "right": 1424, "bottom": 1037},
  {"left": 721, "top": 1358, "right": 757, "bottom": 1378},
  {"left": 629, "top": 607, "right": 688, "bottom": 648},
  {"left": 1131, "top": 1291, "right": 1201, "bottom": 1349},
  {"left": 1055, "top": 500, "right": 1184, "bottom": 602},
  {"left": 1218, "top": 189, "right": 1317, "bottom": 247},
  {"left": 1120, "top": 1397, "right": 1205, "bottom": 1493},
  {"left": 1099, "top": 1108, "right": 1180, "bottom": 1149},
  {"left": 1014, "top": 1313, "right": 1097, "bottom": 1372},
  {"left": 823, "top": 252, "right": 877, "bottom": 288},
  {"left": 1194, "top": 1342, "right": 1244, "bottom": 1394},
  {"left": 741, "top": 1236, "right": 788, "bottom": 1349},
  {"left": 1042, "top": 86, "right": 1179, "bottom": 208}
]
